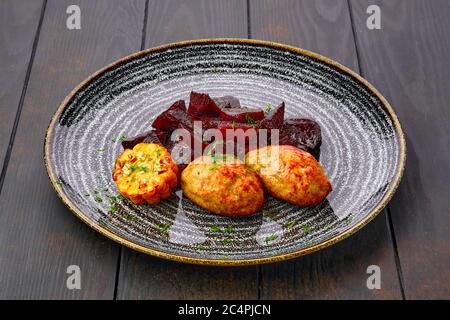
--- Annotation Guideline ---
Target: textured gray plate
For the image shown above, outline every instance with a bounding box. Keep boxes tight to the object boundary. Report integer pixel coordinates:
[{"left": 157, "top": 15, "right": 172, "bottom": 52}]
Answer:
[{"left": 44, "top": 39, "right": 405, "bottom": 266}]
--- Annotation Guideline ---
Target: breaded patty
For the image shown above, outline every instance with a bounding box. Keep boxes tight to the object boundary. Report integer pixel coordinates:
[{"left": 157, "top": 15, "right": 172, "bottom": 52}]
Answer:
[
  {"left": 245, "top": 145, "right": 331, "bottom": 207},
  {"left": 181, "top": 155, "right": 264, "bottom": 216},
  {"left": 113, "top": 143, "right": 178, "bottom": 205}
]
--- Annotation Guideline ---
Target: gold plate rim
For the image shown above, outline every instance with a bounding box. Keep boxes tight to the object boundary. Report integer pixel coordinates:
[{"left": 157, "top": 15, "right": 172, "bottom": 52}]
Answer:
[{"left": 44, "top": 38, "right": 406, "bottom": 266}]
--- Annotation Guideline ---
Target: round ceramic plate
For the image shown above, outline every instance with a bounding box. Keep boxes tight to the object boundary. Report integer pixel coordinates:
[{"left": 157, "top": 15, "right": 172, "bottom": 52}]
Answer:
[{"left": 44, "top": 39, "right": 405, "bottom": 266}]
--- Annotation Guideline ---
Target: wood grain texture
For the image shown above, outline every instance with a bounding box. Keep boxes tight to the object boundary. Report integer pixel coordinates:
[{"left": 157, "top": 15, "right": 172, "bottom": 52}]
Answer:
[
  {"left": 145, "top": 0, "right": 248, "bottom": 47},
  {"left": 0, "top": 0, "right": 43, "bottom": 173},
  {"left": 0, "top": 0, "right": 145, "bottom": 299},
  {"left": 349, "top": 0, "right": 450, "bottom": 299},
  {"left": 115, "top": 0, "right": 255, "bottom": 300},
  {"left": 251, "top": 0, "right": 402, "bottom": 299}
]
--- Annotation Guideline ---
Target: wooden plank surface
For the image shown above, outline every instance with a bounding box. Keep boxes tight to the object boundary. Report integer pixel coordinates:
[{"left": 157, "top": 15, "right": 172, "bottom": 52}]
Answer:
[
  {"left": 0, "top": 0, "right": 145, "bottom": 299},
  {"left": 0, "top": 0, "right": 44, "bottom": 181},
  {"left": 115, "top": 0, "right": 257, "bottom": 300},
  {"left": 250, "top": 0, "right": 403, "bottom": 299},
  {"left": 349, "top": 0, "right": 450, "bottom": 299}
]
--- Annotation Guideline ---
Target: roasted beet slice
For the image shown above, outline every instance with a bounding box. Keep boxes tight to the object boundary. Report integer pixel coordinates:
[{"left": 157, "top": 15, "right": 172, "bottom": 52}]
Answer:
[
  {"left": 278, "top": 118, "right": 322, "bottom": 159},
  {"left": 260, "top": 102, "right": 285, "bottom": 129},
  {"left": 121, "top": 130, "right": 168, "bottom": 149},
  {"left": 188, "top": 91, "right": 223, "bottom": 117},
  {"left": 164, "top": 128, "right": 207, "bottom": 172},
  {"left": 219, "top": 108, "right": 264, "bottom": 122},
  {"left": 213, "top": 95, "right": 242, "bottom": 109},
  {"left": 152, "top": 100, "right": 189, "bottom": 131}
]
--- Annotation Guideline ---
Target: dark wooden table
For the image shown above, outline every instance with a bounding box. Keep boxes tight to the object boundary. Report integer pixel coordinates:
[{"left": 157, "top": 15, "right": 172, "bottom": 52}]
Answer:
[{"left": 0, "top": 0, "right": 448, "bottom": 300}]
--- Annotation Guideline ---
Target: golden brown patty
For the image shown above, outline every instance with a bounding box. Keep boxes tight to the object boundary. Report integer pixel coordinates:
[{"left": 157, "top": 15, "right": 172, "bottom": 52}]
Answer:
[
  {"left": 245, "top": 145, "right": 332, "bottom": 207},
  {"left": 181, "top": 155, "right": 264, "bottom": 216},
  {"left": 113, "top": 143, "right": 178, "bottom": 205}
]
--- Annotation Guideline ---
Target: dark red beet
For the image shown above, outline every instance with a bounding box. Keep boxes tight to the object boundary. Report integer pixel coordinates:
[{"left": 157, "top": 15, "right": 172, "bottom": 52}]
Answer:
[
  {"left": 121, "top": 130, "right": 168, "bottom": 149},
  {"left": 152, "top": 100, "right": 189, "bottom": 131},
  {"left": 219, "top": 108, "right": 264, "bottom": 122},
  {"left": 260, "top": 102, "right": 285, "bottom": 129},
  {"left": 278, "top": 118, "right": 322, "bottom": 159},
  {"left": 188, "top": 91, "right": 223, "bottom": 117},
  {"left": 164, "top": 128, "right": 207, "bottom": 171},
  {"left": 213, "top": 95, "right": 242, "bottom": 109}
]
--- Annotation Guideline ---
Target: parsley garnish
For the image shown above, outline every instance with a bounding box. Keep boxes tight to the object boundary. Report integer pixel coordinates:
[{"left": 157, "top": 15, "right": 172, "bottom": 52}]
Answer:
[
  {"left": 245, "top": 114, "right": 255, "bottom": 125},
  {"left": 156, "top": 223, "right": 171, "bottom": 238},
  {"left": 138, "top": 165, "right": 148, "bottom": 173},
  {"left": 220, "top": 237, "right": 231, "bottom": 245},
  {"left": 264, "top": 103, "right": 273, "bottom": 113},
  {"left": 210, "top": 225, "right": 221, "bottom": 232},
  {"left": 208, "top": 163, "right": 220, "bottom": 171},
  {"left": 196, "top": 243, "right": 205, "bottom": 250},
  {"left": 94, "top": 196, "right": 103, "bottom": 203},
  {"left": 224, "top": 225, "right": 234, "bottom": 233},
  {"left": 265, "top": 235, "right": 278, "bottom": 243},
  {"left": 153, "top": 162, "right": 161, "bottom": 173},
  {"left": 287, "top": 219, "right": 297, "bottom": 229},
  {"left": 302, "top": 224, "right": 311, "bottom": 234}
]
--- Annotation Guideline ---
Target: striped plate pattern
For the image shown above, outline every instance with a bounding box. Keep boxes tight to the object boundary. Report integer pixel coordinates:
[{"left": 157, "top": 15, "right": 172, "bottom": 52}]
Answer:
[{"left": 45, "top": 40, "right": 405, "bottom": 265}]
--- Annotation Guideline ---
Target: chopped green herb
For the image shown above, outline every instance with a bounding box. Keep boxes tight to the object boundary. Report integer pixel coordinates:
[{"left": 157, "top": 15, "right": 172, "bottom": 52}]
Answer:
[
  {"left": 103, "top": 188, "right": 109, "bottom": 192},
  {"left": 138, "top": 165, "right": 148, "bottom": 173},
  {"left": 287, "top": 219, "right": 297, "bottom": 229},
  {"left": 117, "top": 194, "right": 126, "bottom": 201},
  {"left": 343, "top": 215, "right": 353, "bottom": 225},
  {"left": 94, "top": 196, "right": 103, "bottom": 203},
  {"left": 156, "top": 148, "right": 162, "bottom": 157},
  {"left": 84, "top": 193, "right": 90, "bottom": 197},
  {"left": 208, "top": 163, "right": 220, "bottom": 171},
  {"left": 207, "top": 140, "right": 225, "bottom": 158},
  {"left": 231, "top": 121, "right": 236, "bottom": 129},
  {"left": 265, "top": 234, "right": 278, "bottom": 243},
  {"left": 97, "top": 148, "right": 105, "bottom": 152},
  {"left": 264, "top": 103, "right": 273, "bottom": 113},
  {"left": 302, "top": 224, "right": 311, "bottom": 234},
  {"left": 153, "top": 162, "right": 161, "bottom": 173},
  {"left": 210, "top": 225, "right": 221, "bottom": 232},
  {"left": 122, "top": 212, "right": 129, "bottom": 220},
  {"left": 196, "top": 243, "right": 205, "bottom": 250},
  {"left": 128, "top": 163, "right": 139, "bottom": 172},
  {"left": 109, "top": 205, "right": 117, "bottom": 212},
  {"left": 245, "top": 114, "right": 255, "bottom": 125},
  {"left": 156, "top": 223, "right": 171, "bottom": 238},
  {"left": 118, "top": 134, "right": 127, "bottom": 141},
  {"left": 220, "top": 237, "right": 231, "bottom": 245},
  {"left": 224, "top": 225, "right": 234, "bottom": 233}
]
